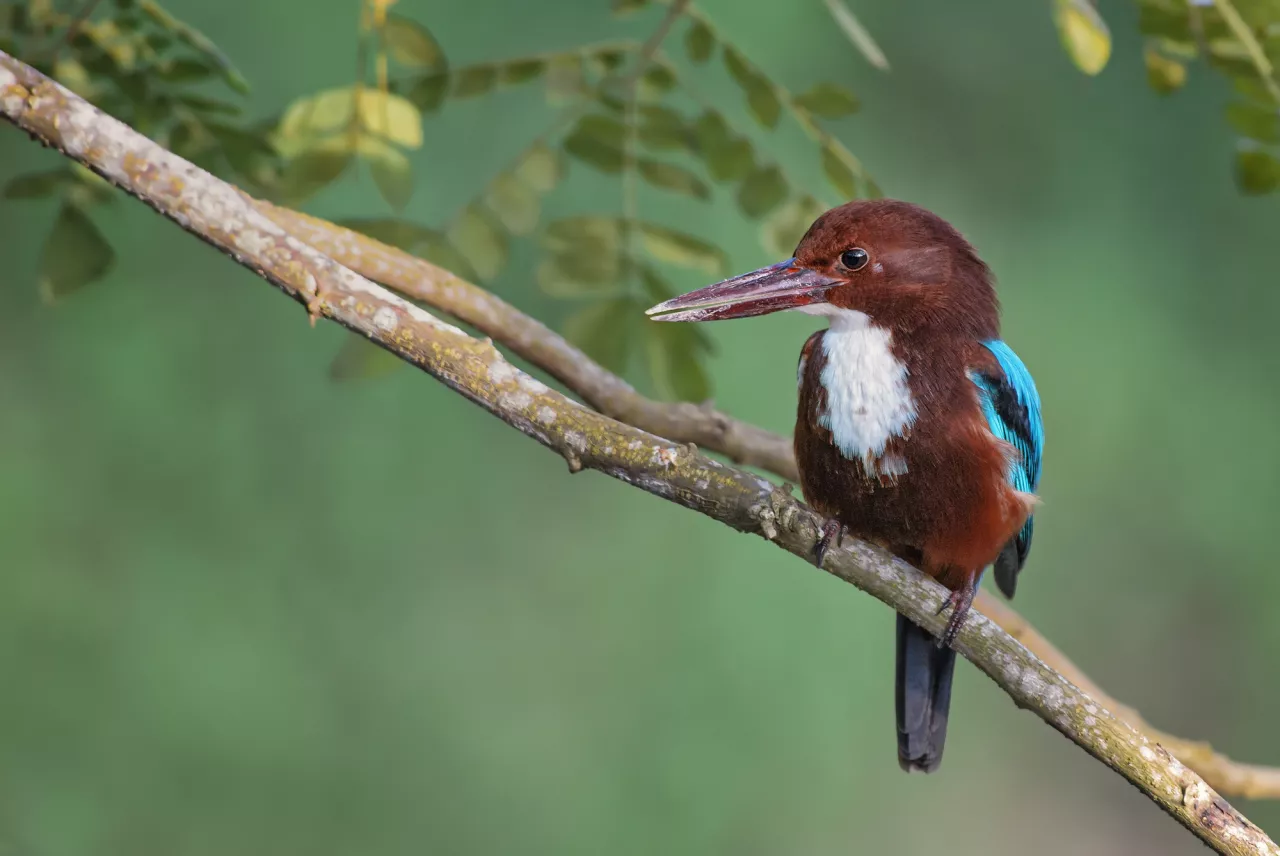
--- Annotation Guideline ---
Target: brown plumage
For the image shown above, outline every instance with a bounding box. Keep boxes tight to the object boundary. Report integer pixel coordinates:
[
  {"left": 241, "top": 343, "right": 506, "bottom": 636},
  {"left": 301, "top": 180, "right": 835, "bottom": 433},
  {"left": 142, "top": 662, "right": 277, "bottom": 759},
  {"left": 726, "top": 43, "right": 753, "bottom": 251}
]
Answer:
[{"left": 647, "top": 199, "right": 1043, "bottom": 774}]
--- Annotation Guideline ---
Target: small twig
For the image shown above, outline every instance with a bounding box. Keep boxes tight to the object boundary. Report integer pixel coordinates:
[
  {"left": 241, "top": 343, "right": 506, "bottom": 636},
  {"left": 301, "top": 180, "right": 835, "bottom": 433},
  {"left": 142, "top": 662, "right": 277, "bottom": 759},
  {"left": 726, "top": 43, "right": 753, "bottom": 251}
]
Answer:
[{"left": 619, "top": 0, "right": 692, "bottom": 90}]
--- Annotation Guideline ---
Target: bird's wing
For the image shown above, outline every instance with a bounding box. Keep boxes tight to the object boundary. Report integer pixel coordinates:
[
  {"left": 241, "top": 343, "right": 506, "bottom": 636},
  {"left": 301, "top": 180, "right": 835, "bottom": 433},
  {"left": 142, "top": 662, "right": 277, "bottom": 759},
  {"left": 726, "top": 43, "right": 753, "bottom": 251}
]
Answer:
[{"left": 970, "top": 340, "right": 1043, "bottom": 599}]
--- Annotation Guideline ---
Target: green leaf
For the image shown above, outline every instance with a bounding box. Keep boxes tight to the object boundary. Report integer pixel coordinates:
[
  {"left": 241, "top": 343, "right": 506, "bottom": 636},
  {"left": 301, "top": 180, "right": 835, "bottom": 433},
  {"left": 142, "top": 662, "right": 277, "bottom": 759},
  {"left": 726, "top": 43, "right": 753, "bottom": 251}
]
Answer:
[
  {"left": 329, "top": 335, "right": 405, "bottom": 381},
  {"left": 571, "top": 114, "right": 626, "bottom": 146},
  {"left": 540, "top": 216, "right": 624, "bottom": 294},
  {"left": 501, "top": 58, "right": 546, "bottom": 84},
  {"left": 177, "top": 94, "right": 241, "bottom": 116},
  {"left": 737, "top": 164, "right": 788, "bottom": 218},
  {"left": 383, "top": 14, "right": 445, "bottom": 69},
  {"left": 546, "top": 54, "right": 584, "bottom": 103},
  {"left": 821, "top": 145, "right": 858, "bottom": 199},
  {"left": 4, "top": 168, "right": 73, "bottom": 199},
  {"left": 155, "top": 57, "right": 215, "bottom": 83},
  {"left": 38, "top": 204, "right": 115, "bottom": 303},
  {"left": 1137, "top": 5, "right": 1191, "bottom": 43},
  {"left": 1144, "top": 46, "right": 1187, "bottom": 95},
  {"left": 638, "top": 66, "right": 677, "bottom": 99},
  {"left": 611, "top": 0, "right": 649, "bottom": 15},
  {"left": 638, "top": 104, "right": 690, "bottom": 151},
  {"left": 747, "top": 86, "right": 781, "bottom": 129},
  {"left": 542, "top": 219, "right": 619, "bottom": 290},
  {"left": 638, "top": 264, "right": 674, "bottom": 304},
  {"left": 278, "top": 147, "right": 353, "bottom": 203},
  {"left": 407, "top": 73, "right": 449, "bottom": 112},
  {"left": 513, "top": 142, "right": 564, "bottom": 192},
  {"left": 722, "top": 46, "right": 753, "bottom": 88},
  {"left": 207, "top": 121, "right": 278, "bottom": 184},
  {"left": 1232, "top": 77, "right": 1278, "bottom": 107},
  {"left": 1235, "top": 148, "right": 1280, "bottom": 195},
  {"left": 592, "top": 48, "right": 629, "bottom": 74},
  {"left": 761, "top": 194, "right": 825, "bottom": 257},
  {"left": 485, "top": 173, "right": 540, "bottom": 235},
  {"left": 1053, "top": 0, "right": 1111, "bottom": 76},
  {"left": 821, "top": 0, "right": 890, "bottom": 71},
  {"left": 168, "top": 120, "right": 205, "bottom": 161},
  {"left": 452, "top": 65, "right": 497, "bottom": 98},
  {"left": 694, "top": 111, "right": 754, "bottom": 181},
  {"left": 564, "top": 114, "right": 626, "bottom": 173},
  {"left": 793, "top": 82, "right": 860, "bottom": 117},
  {"left": 723, "top": 47, "right": 780, "bottom": 128},
  {"left": 420, "top": 234, "right": 481, "bottom": 281},
  {"left": 362, "top": 138, "right": 414, "bottom": 211},
  {"left": 545, "top": 216, "right": 623, "bottom": 255},
  {"left": 685, "top": 20, "right": 714, "bottom": 63},
  {"left": 638, "top": 159, "right": 710, "bottom": 200},
  {"left": 1226, "top": 102, "right": 1280, "bottom": 144},
  {"left": 336, "top": 218, "right": 438, "bottom": 253},
  {"left": 537, "top": 255, "right": 624, "bottom": 296},
  {"left": 562, "top": 298, "right": 637, "bottom": 374},
  {"left": 640, "top": 224, "right": 727, "bottom": 275},
  {"left": 693, "top": 110, "right": 730, "bottom": 149},
  {"left": 139, "top": 1, "right": 251, "bottom": 93},
  {"left": 358, "top": 89, "right": 424, "bottom": 148},
  {"left": 278, "top": 86, "right": 357, "bottom": 142},
  {"left": 448, "top": 205, "right": 507, "bottom": 281},
  {"left": 646, "top": 322, "right": 712, "bottom": 403}
]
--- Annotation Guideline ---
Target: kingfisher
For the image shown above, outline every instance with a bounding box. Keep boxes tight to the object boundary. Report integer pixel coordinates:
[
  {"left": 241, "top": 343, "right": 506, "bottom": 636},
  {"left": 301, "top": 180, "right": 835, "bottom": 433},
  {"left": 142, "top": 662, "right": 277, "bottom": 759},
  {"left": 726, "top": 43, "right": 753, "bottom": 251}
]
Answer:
[{"left": 645, "top": 200, "right": 1043, "bottom": 772}]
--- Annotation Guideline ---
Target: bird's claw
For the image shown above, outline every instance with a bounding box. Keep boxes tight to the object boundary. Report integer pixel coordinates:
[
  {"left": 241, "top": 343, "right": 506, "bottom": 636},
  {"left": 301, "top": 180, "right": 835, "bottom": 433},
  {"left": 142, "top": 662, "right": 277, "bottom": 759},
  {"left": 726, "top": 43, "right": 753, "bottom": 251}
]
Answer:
[
  {"left": 813, "top": 519, "right": 848, "bottom": 568},
  {"left": 934, "top": 578, "right": 977, "bottom": 649}
]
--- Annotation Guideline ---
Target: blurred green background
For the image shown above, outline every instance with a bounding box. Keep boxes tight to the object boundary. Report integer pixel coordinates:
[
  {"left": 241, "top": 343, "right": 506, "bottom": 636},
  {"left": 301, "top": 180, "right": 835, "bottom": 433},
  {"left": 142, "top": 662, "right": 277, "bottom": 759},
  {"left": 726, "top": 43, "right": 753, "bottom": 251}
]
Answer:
[{"left": 3, "top": 0, "right": 1280, "bottom": 853}]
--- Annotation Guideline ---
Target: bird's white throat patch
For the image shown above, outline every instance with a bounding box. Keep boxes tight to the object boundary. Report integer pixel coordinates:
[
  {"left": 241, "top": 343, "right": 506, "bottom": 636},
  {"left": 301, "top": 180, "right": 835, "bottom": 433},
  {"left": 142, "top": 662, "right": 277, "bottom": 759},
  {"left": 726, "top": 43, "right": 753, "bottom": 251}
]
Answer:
[{"left": 799, "top": 306, "right": 917, "bottom": 474}]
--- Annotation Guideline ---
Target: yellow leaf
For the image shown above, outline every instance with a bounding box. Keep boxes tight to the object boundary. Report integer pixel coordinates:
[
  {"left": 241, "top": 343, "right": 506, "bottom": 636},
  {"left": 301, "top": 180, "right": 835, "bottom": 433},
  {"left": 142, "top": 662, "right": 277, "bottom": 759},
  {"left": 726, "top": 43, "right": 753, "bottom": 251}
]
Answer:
[
  {"left": 278, "top": 87, "right": 357, "bottom": 143},
  {"left": 366, "top": 0, "right": 398, "bottom": 29},
  {"left": 1144, "top": 46, "right": 1187, "bottom": 94},
  {"left": 357, "top": 89, "right": 423, "bottom": 149},
  {"left": 1053, "top": 0, "right": 1110, "bottom": 76}
]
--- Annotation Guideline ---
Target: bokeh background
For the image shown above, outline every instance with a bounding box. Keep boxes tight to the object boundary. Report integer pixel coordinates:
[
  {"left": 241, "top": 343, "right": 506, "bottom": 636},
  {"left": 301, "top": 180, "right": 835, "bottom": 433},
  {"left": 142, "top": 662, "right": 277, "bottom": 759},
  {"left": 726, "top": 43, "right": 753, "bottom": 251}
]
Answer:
[{"left": 4, "top": 0, "right": 1280, "bottom": 853}]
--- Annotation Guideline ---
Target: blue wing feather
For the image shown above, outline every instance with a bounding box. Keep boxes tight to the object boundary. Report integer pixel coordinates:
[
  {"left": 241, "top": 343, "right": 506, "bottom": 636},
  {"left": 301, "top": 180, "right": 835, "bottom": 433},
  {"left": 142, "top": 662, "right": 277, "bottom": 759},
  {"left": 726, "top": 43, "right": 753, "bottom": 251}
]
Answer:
[{"left": 969, "top": 339, "right": 1043, "bottom": 599}]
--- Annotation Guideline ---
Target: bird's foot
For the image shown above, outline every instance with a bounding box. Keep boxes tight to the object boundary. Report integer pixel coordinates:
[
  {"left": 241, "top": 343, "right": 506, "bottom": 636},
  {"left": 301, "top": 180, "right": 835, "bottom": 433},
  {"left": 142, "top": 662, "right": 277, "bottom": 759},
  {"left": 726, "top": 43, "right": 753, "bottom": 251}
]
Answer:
[
  {"left": 813, "top": 519, "right": 848, "bottom": 568},
  {"left": 934, "top": 578, "right": 977, "bottom": 649}
]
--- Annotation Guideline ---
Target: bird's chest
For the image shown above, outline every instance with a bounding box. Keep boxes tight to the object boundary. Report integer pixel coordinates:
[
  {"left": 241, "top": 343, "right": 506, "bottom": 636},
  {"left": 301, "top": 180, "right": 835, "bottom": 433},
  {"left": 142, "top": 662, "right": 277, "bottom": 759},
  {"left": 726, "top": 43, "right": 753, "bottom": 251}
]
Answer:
[
  {"left": 793, "top": 324, "right": 991, "bottom": 542},
  {"left": 795, "top": 323, "right": 918, "bottom": 480}
]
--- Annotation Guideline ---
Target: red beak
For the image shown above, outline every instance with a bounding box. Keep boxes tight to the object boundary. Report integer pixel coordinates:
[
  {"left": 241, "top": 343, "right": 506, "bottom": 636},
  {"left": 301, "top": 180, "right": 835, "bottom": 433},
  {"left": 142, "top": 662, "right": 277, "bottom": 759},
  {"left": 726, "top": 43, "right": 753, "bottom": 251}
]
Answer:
[{"left": 645, "top": 258, "right": 841, "bottom": 322}]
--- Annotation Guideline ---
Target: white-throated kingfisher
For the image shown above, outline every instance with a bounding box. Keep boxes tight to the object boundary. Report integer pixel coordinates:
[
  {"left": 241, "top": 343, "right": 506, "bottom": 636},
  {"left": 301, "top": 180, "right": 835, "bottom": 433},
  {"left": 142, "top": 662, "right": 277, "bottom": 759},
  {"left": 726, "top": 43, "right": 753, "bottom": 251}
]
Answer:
[{"left": 645, "top": 200, "right": 1044, "bottom": 772}]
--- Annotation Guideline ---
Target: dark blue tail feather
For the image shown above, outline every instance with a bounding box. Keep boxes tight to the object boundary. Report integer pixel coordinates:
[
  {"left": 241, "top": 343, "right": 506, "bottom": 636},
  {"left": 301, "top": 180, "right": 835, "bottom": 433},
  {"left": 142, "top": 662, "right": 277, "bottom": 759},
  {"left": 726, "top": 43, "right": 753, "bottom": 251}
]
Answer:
[{"left": 895, "top": 614, "right": 956, "bottom": 772}]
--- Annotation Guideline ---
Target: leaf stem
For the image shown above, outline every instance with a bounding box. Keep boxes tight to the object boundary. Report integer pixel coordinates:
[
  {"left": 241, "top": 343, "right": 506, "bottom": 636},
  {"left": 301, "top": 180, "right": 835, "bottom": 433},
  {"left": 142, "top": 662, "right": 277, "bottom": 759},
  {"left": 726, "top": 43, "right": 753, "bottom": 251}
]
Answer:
[{"left": 1213, "top": 0, "right": 1280, "bottom": 105}]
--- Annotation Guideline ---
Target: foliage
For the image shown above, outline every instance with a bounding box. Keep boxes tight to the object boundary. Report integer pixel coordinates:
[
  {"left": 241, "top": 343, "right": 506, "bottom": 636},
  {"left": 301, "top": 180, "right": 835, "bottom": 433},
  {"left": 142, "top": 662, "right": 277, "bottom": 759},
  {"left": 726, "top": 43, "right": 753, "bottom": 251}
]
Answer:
[
  {"left": 1067, "top": 0, "right": 1280, "bottom": 195},
  {"left": 3, "top": 0, "right": 1280, "bottom": 393},
  {"left": 1, "top": 0, "right": 266, "bottom": 302}
]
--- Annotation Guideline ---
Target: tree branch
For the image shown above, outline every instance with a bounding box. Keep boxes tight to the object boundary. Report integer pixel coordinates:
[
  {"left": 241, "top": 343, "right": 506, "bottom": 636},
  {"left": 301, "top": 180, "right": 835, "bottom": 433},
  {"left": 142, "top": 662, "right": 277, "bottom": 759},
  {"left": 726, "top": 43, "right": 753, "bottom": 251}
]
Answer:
[
  {"left": 1, "top": 51, "right": 1277, "bottom": 855},
  {"left": 253, "top": 207, "right": 1280, "bottom": 803}
]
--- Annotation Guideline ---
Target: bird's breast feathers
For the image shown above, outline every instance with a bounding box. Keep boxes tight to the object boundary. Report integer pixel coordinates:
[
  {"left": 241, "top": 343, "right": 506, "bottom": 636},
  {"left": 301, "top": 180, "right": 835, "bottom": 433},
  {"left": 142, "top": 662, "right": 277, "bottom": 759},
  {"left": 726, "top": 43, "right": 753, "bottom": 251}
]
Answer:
[
  {"left": 797, "top": 309, "right": 918, "bottom": 480},
  {"left": 796, "top": 311, "right": 1029, "bottom": 489}
]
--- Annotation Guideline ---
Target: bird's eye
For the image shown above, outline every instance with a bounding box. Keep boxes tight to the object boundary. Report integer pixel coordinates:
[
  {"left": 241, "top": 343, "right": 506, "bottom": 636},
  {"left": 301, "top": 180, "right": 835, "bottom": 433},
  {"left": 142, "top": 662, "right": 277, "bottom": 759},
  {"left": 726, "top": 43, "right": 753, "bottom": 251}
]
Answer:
[{"left": 840, "top": 248, "right": 870, "bottom": 271}]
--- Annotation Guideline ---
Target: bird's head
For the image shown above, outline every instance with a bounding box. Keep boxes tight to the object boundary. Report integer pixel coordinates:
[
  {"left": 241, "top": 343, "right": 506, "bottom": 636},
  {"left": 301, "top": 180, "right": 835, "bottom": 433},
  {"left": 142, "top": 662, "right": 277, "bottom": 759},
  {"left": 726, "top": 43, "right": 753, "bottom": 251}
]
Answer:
[{"left": 646, "top": 199, "right": 998, "bottom": 338}]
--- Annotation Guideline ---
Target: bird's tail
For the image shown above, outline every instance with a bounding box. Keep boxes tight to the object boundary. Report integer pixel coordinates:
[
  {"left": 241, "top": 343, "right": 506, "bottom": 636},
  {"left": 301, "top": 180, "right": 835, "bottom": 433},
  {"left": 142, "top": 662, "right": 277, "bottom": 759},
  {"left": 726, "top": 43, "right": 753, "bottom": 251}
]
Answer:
[{"left": 895, "top": 613, "right": 957, "bottom": 772}]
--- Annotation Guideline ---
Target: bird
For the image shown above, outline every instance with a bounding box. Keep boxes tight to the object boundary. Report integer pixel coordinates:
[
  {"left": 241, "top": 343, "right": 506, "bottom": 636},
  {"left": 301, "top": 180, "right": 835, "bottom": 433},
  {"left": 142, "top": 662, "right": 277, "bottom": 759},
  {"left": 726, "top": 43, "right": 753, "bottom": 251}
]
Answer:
[{"left": 645, "top": 199, "right": 1043, "bottom": 773}]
